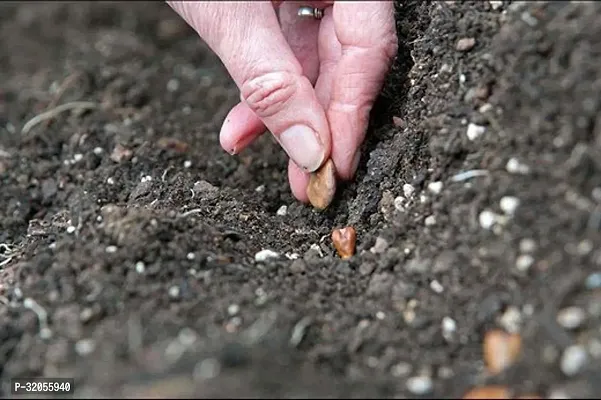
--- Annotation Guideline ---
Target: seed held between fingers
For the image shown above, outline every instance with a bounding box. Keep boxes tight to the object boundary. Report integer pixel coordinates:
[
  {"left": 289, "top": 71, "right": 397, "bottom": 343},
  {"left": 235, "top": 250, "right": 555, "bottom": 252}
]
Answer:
[{"left": 306, "top": 159, "right": 337, "bottom": 210}]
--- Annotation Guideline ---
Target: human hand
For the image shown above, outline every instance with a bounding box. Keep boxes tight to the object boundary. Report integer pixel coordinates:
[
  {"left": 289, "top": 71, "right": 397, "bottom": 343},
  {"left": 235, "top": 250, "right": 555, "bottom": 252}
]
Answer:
[{"left": 167, "top": 1, "right": 397, "bottom": 204}]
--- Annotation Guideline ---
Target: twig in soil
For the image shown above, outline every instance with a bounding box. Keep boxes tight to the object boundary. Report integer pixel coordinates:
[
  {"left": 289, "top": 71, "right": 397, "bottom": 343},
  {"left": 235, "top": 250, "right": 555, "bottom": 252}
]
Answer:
[
  {"left": 23, "top": 298, "right": 52, "bottom": 339},
  {"left": 289, "top": 316, "right": 313, "bottom": 348},
  {"left": 43, "top": 71, "right": 86, "bottom": 126},
  {"left": 161, "top": 166, "right": 173, "bottom": 182},
  {"left": 451, "top": 169, "right": 490, "bottom": 182},
  {"left": 179, "top": 208, "right": 203, "bottom": 217},
  {"left": 21, "top": 101, "right": 98, "bottom": 135},
  {"left": 0, "top": 243, "right": 16, "bottom": 267}
]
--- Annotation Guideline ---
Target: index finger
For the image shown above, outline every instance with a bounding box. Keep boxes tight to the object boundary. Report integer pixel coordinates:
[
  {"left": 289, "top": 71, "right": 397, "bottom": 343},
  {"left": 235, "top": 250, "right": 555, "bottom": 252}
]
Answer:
[{"left": 328, "top": 1, "right": 397, "bottom": 180}]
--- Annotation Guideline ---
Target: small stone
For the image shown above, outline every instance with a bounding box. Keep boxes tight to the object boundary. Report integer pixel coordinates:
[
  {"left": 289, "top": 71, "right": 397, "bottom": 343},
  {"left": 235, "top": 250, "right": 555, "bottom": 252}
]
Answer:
[
  {"left": 168, "top": 285, "right": 180, "bottom": 299},
  {"left": 135, "top": 261, "right": 145, "bottom": 274},
  {"left": 276, "top": 205, "right": 287, "bottom": 216},
  {"left": 585, "top": 272, "right": 601, "bottom": 289},
  {"left": 403, "top": 184, "right": 415, "bottom": 199},
  {"left": 506, "top": 158, "right": 531, "bottom": 174},
  {"left": 442, "top": 316, "right": 457, "bottom": 341},
  {"left": 193, "top": 180, "right": 218, "bottom": 197},
  {"left": 392, "top": 116, "right": 405, "bottom": 128},
  {"left": 370, "top": 237, "right": 389, "bottom": 254},
  {"left": 456, "top": 37, "right": 476, "bottom": 52},
  {"left": 483, "top": 330, "right": 522, "bottom": 375},
  {"left": 227, "top": 304, "right": 240, "bottom": 316},
  {"left": 499, "top": 306, "right": 522, "bottom": 333},
  {"left": 427, "top": 181, "right": 443, "bottom": 194},
  {"left": 466, "top": 123, "right": 486, "bottom": 141},
  {"left": 560, "top": 345, "right": 588, "bottom": 376},
  {"left": 430, "top": 279, "right": 444, "bottom": 293},
  {"left": 557, "top": 307, "right": 586, "bottom": 330},
  {"left": 519, "top": 238, "right": 537, "bottom": 253},
  {"left": 306, "top": 159, "right": 337, "bottom": 210},
  {"left": 393, "top": 196, "right": 406, "bottom": 212},
  {"left": 500, "top": 196, "right": 520, "bottom": 216},
  {"left": 105, "top": 245, "right": 118, "bottom": 254},
  {"left": 515, "top": 254, "right": 534, "bottom": 272},
  {"left": 75, "top": 339, "right": 96, "bottom": 356},
  {"left": 331, "top": 226, "right": 357, "bottom": 260},
  {"left": 187, "top": 252, "right": 195, "bottom": 260},
  {"left": 406, "top": 376, "right": 433, "bottom": 395},
  {"left": 425, "top": 215, "right": 437, "bottom": 226},
  {"left": 167, "top": 78, "right": 180, "bottom": 92},
  {"left": 66, "top": 226, "right": 76, "bottom": 234},
  {"left": 254, "top": 249, "right": 280, "bottom": 263},
  {"left": 183, "top": 160, "right": 192, "bottom": 168},
  {"left": 489, "top": 1, "right": 503, "bottom": 10},
  {"left": 479, "top": 210, "right": 498, "bottom": 230},
  {"left": 110, "top": 144, "right": 133, "bottom": 163}
]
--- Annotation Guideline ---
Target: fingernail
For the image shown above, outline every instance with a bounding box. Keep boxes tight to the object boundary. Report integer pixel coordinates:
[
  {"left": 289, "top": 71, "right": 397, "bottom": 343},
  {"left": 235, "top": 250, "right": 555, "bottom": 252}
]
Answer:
[{"left": 279, "top": 125, "right": 325, "bottom": 172}]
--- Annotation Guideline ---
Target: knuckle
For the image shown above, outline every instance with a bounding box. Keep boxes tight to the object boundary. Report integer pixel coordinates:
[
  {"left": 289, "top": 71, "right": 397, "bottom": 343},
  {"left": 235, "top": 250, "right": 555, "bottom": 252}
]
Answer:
[{"left": 240, "top": 71, "right": 296, "bottom": 119}]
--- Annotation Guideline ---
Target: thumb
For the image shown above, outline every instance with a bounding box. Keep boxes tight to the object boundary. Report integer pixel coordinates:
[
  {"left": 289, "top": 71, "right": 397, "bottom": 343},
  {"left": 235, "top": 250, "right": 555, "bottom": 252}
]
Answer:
[{"left": 168, "top": 1, "right": 331, "bottom": 173}]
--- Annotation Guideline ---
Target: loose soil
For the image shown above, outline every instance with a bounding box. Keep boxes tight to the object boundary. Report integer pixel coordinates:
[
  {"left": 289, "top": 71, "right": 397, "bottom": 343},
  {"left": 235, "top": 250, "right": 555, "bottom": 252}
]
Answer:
[{"left": 1, "top": 1, "right": 601, "bottom": 398}]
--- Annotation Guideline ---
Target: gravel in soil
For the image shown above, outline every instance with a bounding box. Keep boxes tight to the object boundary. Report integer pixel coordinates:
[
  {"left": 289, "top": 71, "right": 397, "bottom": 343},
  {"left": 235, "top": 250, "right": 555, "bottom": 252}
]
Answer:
[{"left": 1, "top": 1, "right": 601, "bottom": 398}]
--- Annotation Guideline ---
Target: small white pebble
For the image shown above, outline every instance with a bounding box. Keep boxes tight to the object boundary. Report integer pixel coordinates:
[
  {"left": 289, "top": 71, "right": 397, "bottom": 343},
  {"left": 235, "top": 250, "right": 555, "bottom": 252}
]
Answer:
[
  {"left": 254, "top": 249, "right": 280, "bottom": 262},
  {"left": 194, "top": 358, "right": 221, "bottom": 381},
  {"left": 107, "top": 177, "right": 115, "bottom": 185},
  {"left": 167, "top": 78, "right": 180, "bottom": 92},
  {"left": 135, "top": 261, "right": 145, "bottom": 274},
  {"left": 391, "top": 362, "right": 412, "bottom": 377},
  {"left": 75, "top": 339, "right": 96, "bottom": 356},
  {"left": 499, "top": 306, "right": 522, "bottom": 333},
  {"left": 73, "top": 153, "right": 83, "bottom": 162},
  {"left": 393, "top": 196, "right": 406, "bottom": 212},
  {"left": 66, "top": 226, "right": 76, "bottom": 234},
  {"left": 427, "top": 181, "right": 444, "bottom": 195},
  {"left": 479, "top": 210, "right": 498, "bottom": 230},
  {"left": 93, "top": 147, "right": 104, "bottom": 155},
  {"left": 187, "top": 252, "right": 195, "bottom": 260},
  {"left": 489, "top": 0, "right": 503, "bottom": 10},
  {"left": 370, "top": 237, "right": 389, "bottom": 254},
  {"left": 376, "top": 311, "right": 386, "bottom": 320},
  {"left": 168, "top": 285, "right": 180, "bottom": 299},
  {"left": 276, "top": 205, "right": 288, "bottom": 216},
  {"left": 105, "top": 245, "right": 118, "bottom": 254},
  {"left": 183, "top": 160, "right": 192, "bottom": 168},
  {"left": 515, "top": 254, "right": 535, "bottom": 272},
  {"left": 500, "top": 196, "right": 520, "bottom": 216},
  {"left": 420, "top": 194, "right": 428, "bottom": 204},
  {"left": 425, "top": 215, "right": 437, "bottom": 226},
  {"left": 406, "top": 376, "right": 433, "bottom": 395},
  {"left": 227, "top": 304, "right": 240, "bottom": 316},
  {"left": 466, "top": 123, "right": 486, "bottom": 141},
  {"left": 430, "top": 279, "right": 444, "bottom": 293},
  {"left": 255, "top": 185, "right": 265, "bottom": 193},
  {"left": 403, "top": 183, "right": 415, "bottom": 198},
  {"left": 519, "top": 238, "right": 537, "bottom": 253},
  {"left": 506, "top": 157, "right": 531, "bottom": 174},
  {"left": 442, "top": 316, "right": 457, "bottom": 340},
  {"left": 585, "top": 272, "right": 601, "bottom": 289},
  {"left": 285, "top": 252, "right": 299, "bottom": 260},
  {"left": 557, "top": 307, "right": 586, "bottom": 330},
  {"left": 560, "top": 345, "right": 588, "bottom": 376},
  {"left": 141, "top": 175, "right": 152, "bottom": 183},
  {"left": 479, "top": 103, "right": 493, "bottom": 113}
]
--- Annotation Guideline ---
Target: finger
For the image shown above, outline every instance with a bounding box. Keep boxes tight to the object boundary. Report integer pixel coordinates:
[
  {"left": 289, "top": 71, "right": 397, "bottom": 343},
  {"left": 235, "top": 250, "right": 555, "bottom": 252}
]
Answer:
[
  {"left": 169, "top": 1, "right": 332, "bottom": 173},
  {"left": 328, "top": 1, "right": 398, "bottom": 180},
  {"left": 314, "top": 6, "right": 341, "bottom": 111},
  {"left": 220, "top": 0, "right": 324, "bottom": 157},
  {"left": 288, "top": 159, "right": 311, "bottom": 202}
]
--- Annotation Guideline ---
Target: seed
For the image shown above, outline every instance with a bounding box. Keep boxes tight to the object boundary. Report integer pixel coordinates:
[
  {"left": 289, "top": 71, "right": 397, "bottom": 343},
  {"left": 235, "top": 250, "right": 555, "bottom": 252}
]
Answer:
[
  {"left": 463, "top": 386, "right": 511, "bottom": 399},
  {"left": 331, "top": 226, "right": 357, "bottom": 260},
  {"left": 483, "top": 329, "right": 522, "bottom": 375},
  {"left": 306, "top": 159, "right": 337, "bottom": 210}
]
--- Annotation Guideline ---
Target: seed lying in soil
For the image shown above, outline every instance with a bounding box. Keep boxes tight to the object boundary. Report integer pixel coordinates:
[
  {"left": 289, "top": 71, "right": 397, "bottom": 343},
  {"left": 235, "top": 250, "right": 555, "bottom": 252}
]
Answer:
[
  {"left": 483, "top": 329, "right": 522, "bottom": 375},
  {"left": 306, "top": 159, "right": 336, "bottom": 210},
  {"left": 462, "top": 386, "right": 511, "bottom": 399},
  {"left": 331, "top": 226, "right": 356, "bottom": 260}
]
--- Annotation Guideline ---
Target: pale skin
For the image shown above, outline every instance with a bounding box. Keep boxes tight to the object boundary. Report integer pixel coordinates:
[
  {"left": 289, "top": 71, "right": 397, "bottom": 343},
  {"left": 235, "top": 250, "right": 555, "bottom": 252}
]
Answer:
[{"left": 167, "top": 1, "right": 398, "bottom": 203}]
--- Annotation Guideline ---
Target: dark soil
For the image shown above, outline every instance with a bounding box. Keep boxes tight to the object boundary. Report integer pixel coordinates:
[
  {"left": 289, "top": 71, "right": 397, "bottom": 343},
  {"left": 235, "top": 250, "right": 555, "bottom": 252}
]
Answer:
[{"left": 1, "top": 1, "right": 601, "bottom": 398}]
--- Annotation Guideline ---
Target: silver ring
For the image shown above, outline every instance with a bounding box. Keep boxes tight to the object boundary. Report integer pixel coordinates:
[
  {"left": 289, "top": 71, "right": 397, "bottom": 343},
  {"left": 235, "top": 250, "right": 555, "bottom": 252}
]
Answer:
[{"left": 297, "top": 6, "right": 324, "bottom": 20}]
